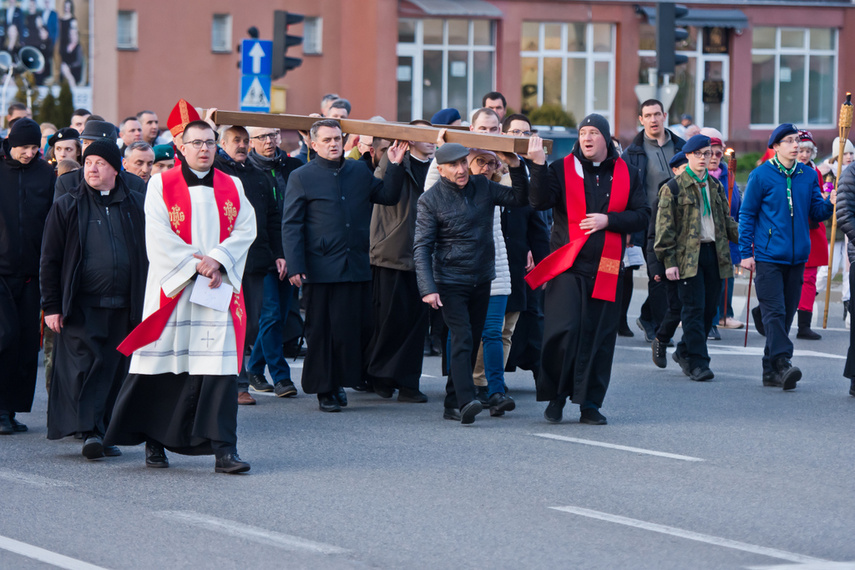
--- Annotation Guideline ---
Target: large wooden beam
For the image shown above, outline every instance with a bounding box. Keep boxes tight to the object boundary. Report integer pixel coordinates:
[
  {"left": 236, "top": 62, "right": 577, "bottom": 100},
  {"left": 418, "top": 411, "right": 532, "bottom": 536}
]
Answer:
[{"left": 211, "top": 110, "right": 551, "bottom": 155}]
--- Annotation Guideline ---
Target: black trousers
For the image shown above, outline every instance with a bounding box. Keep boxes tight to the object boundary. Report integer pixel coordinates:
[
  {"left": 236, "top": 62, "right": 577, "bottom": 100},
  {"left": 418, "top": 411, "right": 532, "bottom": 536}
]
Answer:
[
  {"left": 0, "top": 275, "right": 41, "bottom": 414},
  {"left": 437, "top": 281, "right": 490, "bottom": 410},
  {"left": 655, "top": 279, "right": 682, "bottom": 343},
  {"left": 754, "top": 260, "right": 804, "bottom": 373},
  {"left": 302, "top": 281, "right": 372, "bottom": 395},
  {"left": 844, "top": 263, "right": 855, "bottom": 379},
  {"left": 640, "top": 268, "right": 668, "bottom": 327},
  {"left": 675, "top": 243, "right": 722, "bottom": 371},
  {"left": 536, "top": 271, "right": 621, "bottom": 409},
  {"left": 506, "top": 285, "right": 545, "bottom": 373},
  {"left": 237, "top": 271, "right": 266, "bottom": 391},
  {"left": 366, "top": 266, "right": 428, "bottom": 390},
  {"left": 47, "top": 305, "right": 131, "bottom": 439}
]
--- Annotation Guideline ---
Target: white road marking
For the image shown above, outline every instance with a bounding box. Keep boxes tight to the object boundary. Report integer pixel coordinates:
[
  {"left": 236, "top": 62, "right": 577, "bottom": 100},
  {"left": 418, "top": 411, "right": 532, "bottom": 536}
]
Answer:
[
  {"left": 550, "top": 505, "right": 830, "bottom": 565},
  {"left": 0, "top": 535, "right": 108, "bottom": 570},
  {"left": 156, "top": 511, "right": 348, "bottom": 555},
  {"left": 532, "top": 433, "right": 703, "bottom": 462},
  {"left": 747, "top": 563, "right": 855, "bottom": 569},
  {"left": 0, "top": 469, "right": 74, "bottom": 488},
  {"left": 617, "top": 345, "right": 846, "bottom": 360}
]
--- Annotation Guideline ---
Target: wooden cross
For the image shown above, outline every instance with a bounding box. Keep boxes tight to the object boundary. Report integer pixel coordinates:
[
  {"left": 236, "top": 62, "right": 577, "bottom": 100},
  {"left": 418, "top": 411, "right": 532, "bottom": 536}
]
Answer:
[{"left": 210, "top": 110, "right": 553, "bottom": 155}]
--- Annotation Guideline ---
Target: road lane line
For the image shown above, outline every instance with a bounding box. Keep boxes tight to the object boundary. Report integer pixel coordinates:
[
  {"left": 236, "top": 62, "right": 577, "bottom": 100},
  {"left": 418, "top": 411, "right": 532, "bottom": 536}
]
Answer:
[
  {"left": 0, "top": 469, "right": 74, "bottom": 488},
  {"left": 0, "top": 535, "right": 108, "bottom": 570},
  {"left": 532, "top": 433, "right": 704, "bottom": 462},
  {"left": 617, "top": 345, "right": 846, "bottom": 360},
  {"left": 550, "top": 506, "right": 829, "bottom": 564},
  {"left": 156, "top": 511, "right": 348, "bottom": 555}
]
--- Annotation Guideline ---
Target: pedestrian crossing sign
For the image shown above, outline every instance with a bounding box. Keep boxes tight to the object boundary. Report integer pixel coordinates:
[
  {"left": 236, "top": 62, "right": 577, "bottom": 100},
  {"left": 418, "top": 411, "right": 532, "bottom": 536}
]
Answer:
[{"left": 240, "top": 75, "right": 272, "bottom": 113}]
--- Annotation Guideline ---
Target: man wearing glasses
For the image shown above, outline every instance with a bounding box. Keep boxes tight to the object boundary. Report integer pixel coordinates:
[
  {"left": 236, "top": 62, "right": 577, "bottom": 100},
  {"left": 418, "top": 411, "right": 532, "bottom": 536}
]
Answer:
[
  {"left": 739, "top": 124, "right": 835, "bottom": 390},
  {"left": 654, "top": 134, "right": 739, "bottom": 383}
]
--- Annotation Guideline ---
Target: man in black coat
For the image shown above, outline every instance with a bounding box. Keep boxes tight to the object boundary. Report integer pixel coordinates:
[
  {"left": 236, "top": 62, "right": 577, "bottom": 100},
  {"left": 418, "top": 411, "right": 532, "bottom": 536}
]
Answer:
[
  {"left": 529, "top": 114, "right": 650, "bottom": 426},
  {"left": 214, "top": 126, "right": 291, "bottom": 404},
  {"left": 0, "top": 118, "right": 56, "bottom": 435},
  {"left": 414, "top": 140, "right": 538, "bottom": 424},
  {"left": 41, "top": 140, "right": 147, "bottom": 458},
  {"left": 282, "top": 120, "right": 407, "bottom": 412}
]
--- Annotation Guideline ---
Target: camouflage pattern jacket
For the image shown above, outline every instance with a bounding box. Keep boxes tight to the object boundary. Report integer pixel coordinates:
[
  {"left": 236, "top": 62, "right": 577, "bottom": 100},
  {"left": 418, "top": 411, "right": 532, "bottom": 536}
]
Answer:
[{"left": 654, "top": 169, "right": 739, "bottom": 280}]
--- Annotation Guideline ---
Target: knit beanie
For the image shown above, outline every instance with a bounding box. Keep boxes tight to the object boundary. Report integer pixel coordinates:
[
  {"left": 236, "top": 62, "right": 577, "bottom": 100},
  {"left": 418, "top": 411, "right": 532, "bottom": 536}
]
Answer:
[
  {"left": 7, "top": 118, "right": 41, "bottom": 147},
  {"left": 83, "top": 138, "right": 123, "bottom": 173},
  {"left": 578, "top": 113, "right": 611, "bottom": 141}
]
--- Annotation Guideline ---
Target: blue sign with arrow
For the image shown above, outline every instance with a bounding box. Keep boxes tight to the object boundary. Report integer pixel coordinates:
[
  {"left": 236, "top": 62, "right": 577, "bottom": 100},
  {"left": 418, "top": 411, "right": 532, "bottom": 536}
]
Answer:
[{"left": 241, "top": 39, "right": 272, "bottom": 76}]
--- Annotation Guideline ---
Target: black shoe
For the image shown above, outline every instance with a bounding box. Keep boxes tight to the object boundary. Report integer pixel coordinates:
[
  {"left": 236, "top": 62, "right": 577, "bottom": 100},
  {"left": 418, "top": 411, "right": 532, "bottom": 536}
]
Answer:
[
  {"left": 9, "top": 414, "right": 27, "bottom": 433},
  {"left": 351, "top": 381, "right": 371, "bottom": 392},
  {"left": 248, "top": 373, "right": 274, "bottom": 392},
  {"left": 145, "top": 441, "right": 169, "bottom": 468},
  {"left": 334, "top": 387, "right": 348, "bottom": 407},
  {"left": 274, "top": 380, "right": 298, "bottom": 397},
  {"left": 617, "top": 323, "right": 634, "bottom": 337},
  {"left": 215, "top": 453, "right": 251, "bottom": 474},
  {"left": 752, "top": 306, "right": 765, "bottom": 337},
  {"left": 318, "top": 393, "right": 341, "bottom": 413},
  {"left": 797, "top": 310, "right": 821, "bottom": 340},
  {"left": 0, "top": 413, "right": 13, "bottom": 435},
  {"left": 580, "top": 408, "right": 607, "bottom": 425},
  {"left": 460, "top": 400, "right": 483, "bottom": 424},
  {"left": 103, "top": 445, "right": 122, "bottom": 457},
  {"left": 845, "top": 301, "right": 851, "bottom": 321},
  {"left": 651, "top": 337, "right": 667, "bottom": 368},
  {"left": 474, "top": 386, "right": 489, "bottom": 406},
  {"left": 487, "top": 392, "right": 516, "bottom": 417},
  {"left": 373, "top": 381, "right": 395, "bottom": 399},
  {"left": 689, "top": 367, "right": 715, "bottom": 382},
  {"left": 443, "top": 407, "right": 461, "bottom": 421},
  {"left": 397, "top": 388, "right": 428, "bottom": 403},
  {"left": 775, "top": 357, "right": 801, "bottom": 391},
  {"left": 762, "top": 371, "right": 782, "bottom": 387},
  {"left": 707, "top": 326, "right": 721, "bottom": 341},
  {"left": 82, "top": 435, "right": 105, "bottom": 460},
  {"left": 636, "top": 318, "right": 655, "bottom": 343},
  {"left": 282, "top": 344, "right": 307, "bottom": 358},
  {"left": 544, "top": 398, "right": 566, "bottom": 424},
  {"left": 672, "top": 351, "right": 691, "bottom": 377},
  {"left": 850, "top": 378, "right": 855, "bottom": 397}
]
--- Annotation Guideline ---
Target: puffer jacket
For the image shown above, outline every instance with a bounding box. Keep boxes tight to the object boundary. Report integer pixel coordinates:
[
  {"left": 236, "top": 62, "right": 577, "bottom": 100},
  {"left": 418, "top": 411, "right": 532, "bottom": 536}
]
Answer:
[
  {"left": 836, "top": 162, "right": 855, "bottom": 263},
  {"left": 413, "top": 166, "right": 528, "bottom": 296},
  {"left": 489, "top": 206, "right": 511, "bottom": 296}
]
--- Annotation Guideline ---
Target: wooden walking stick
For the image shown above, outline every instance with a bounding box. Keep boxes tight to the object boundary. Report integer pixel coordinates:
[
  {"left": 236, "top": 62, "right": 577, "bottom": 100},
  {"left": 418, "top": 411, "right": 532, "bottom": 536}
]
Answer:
[
  {"left": 823, "top": 92, "right": 853, "bottom": 328},
  {"left": 723, "top": 149, "right": 736, "bottom": 324}
]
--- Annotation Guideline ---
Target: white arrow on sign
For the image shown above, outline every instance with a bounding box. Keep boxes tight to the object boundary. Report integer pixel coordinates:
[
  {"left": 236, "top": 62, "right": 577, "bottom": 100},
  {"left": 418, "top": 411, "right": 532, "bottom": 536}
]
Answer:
[{"left": 249, "top": 42, "right": 266, "bottom": 75}]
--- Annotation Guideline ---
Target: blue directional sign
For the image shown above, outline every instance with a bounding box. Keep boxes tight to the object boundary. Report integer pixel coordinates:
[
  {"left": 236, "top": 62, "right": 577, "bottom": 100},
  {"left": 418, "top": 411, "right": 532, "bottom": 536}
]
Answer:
[
  {"left": 241, "top": 39, "right": 272, "bottom": 76},
  {"left": 240, "top": 74, "right": 272, "bottom": 112}
]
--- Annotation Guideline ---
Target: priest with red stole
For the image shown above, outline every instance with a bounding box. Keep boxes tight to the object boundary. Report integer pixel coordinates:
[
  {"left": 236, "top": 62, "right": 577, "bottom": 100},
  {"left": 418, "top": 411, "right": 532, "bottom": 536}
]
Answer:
[
  {"left": 527, "top": 114, "right": 649, "bottom": 425},
  {"left": 105, "top": 120, "right": 257, "bottom": 474}
]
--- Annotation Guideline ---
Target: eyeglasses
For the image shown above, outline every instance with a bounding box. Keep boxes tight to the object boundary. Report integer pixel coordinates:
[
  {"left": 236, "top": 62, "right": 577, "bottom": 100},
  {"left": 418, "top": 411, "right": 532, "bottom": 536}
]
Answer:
[
  {"left": 251, "top": 132, "right": 279, "bottom": 142},
  {"left": 712, "top": 150, "right": 723, "bottom": 158},
  {"left": 506, "top": 129, "right": 533, "bottom": 137},
  {"left": 779, "top": 137, "right": 800, "bottom": 145},
  {"left": 186, "top": 139, "right": 217, "bottom": 150},
  {"left": 474, "top": 156, "right": 501, "bottom": 169},
  {"left": 692, "top": 151, "right": 712, "bottom": 158}
]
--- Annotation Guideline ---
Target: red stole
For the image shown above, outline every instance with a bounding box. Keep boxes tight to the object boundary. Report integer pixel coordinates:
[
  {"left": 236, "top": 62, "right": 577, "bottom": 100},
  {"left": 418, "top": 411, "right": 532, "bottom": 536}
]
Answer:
[
  {"left": 525, "top": 155, "right": 630, "bottom": 302},
  {"left": 118, "top": 168, "right": 248, "bottom": 369}
]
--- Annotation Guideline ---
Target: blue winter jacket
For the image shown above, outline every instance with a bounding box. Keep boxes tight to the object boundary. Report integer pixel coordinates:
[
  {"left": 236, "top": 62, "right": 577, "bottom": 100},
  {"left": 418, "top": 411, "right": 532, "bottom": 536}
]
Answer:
[{"left": 739, "top": 159, "right": 833, "bottom": 264}]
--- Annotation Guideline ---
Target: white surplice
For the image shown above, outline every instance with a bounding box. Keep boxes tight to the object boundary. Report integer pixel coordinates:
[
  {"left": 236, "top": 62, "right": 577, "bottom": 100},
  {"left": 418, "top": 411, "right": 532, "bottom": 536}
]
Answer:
[{"left": 129, "top": 170, "right": 257, "bottom": 376}]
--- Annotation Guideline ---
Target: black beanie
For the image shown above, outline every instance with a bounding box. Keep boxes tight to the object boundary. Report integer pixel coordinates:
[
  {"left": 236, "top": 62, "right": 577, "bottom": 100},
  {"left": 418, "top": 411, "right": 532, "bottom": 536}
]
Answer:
[
  {"left": 7, "top": 118, "right": 41, "bottom": 147},
  {"left": 578, "top": 113, "right": 611, "bottom": 141},
  {"left": 83, "top": 139, "right": 123, "bottom": 173}
]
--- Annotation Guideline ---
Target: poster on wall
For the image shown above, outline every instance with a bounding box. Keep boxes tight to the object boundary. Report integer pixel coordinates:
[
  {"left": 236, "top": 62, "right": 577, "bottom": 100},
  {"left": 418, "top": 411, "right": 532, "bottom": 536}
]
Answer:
[{"left": 0, "top": 0, "right": 91, "bottom": 112}]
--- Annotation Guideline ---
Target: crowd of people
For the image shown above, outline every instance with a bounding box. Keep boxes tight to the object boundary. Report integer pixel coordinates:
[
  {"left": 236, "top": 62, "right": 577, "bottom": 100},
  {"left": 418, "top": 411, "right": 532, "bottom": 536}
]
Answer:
[{"left": 1, "top": 89, "right": 853, "bottom": 475}]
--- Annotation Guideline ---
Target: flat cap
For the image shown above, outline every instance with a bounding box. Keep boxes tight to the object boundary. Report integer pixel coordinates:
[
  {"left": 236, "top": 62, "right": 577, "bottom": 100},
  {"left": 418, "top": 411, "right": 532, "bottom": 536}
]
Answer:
[
  {"left": 435, "top": 143, "right": 469, "bottom": 165},
  {"left": 683, "top": 134, "right": 712, "bottom": 155},
  {"left": 768, "top": 123, "right": 799, "bottom": 149}
]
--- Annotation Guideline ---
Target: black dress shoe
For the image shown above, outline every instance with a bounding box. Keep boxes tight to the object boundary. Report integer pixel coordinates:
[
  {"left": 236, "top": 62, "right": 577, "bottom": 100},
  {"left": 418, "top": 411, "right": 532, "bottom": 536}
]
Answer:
[
  {"left": 690, "top": 367, "right": 715, "bottom": 382},
  {"left": 373, "top": 381, "right": 395, "bottom": 399},
  {"left": 544, "top": 398, "right": 565, "bottom": 424},
  {"left": 82, "top": 435, "right": 105, "bottom": 460},
  {"left": 580, "top": 408, "right": 608, "bottom": 425},
  {"left": 318, "top": 393, "right": 341, "bottom": 412},
  {"left": 487, "top": 392, "right": 516, "bottom": 417},
  {"left": 334, "top": 386, "right": 348, "bottom": 407},
  {"left": 397, "top": 388, "right": 428, "bottom": 403},
  {"left": 215, "top": 453, "right": 251, "bottom": 474},
  {"left": 274, "top": 380, "right": 298, "bottom": 397},
  {"left": 145, "top": 441, "right": 169, "bottom": 468},
  {"left": 9, "top": 414, "right": 27, "bottom": 432},
  {"left": 474, "top": 386, "right": 489, "bottom": 406},
  {"left": 460, "top": 400, "right": 483, "bottom": 424},
  {"left": 850, "top": 378, "right": 855, "bottom": 397},
  {"left": 103, "top": 445, "right": 122, "bottom": 457},
  {"left": 443, "top": 407, "right": 461, "bottom": 421},
  {"left": 0, "top": 413, "right": 13, "bottom": 435}
]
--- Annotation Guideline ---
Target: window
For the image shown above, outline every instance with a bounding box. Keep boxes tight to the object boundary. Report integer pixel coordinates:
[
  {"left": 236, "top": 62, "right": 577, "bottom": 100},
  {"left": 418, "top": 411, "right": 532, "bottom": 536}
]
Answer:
[
  {"left": 303, "top": 17, "right": 322, "bottom": 55},
  {"left": 396, "top": 19, "right": 496, "bottom": 122},
  {"left": 211, "top": 14, "right": 232, "bottom": 53},
  {"left": 750, "top": 27, "right": 837, "bottom": 127},
  {"left": 520, "top": 22, "right": 615, "bottom": 125},
  {"left": 117, "top": 11, "right": 137, "bottom": 50}
]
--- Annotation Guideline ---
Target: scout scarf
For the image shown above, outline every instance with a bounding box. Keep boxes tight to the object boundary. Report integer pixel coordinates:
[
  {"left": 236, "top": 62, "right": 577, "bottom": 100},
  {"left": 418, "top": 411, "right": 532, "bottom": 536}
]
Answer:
[
  {"left": 117, "top": 167, "right": 248, "bottom": 368},
  {"left": 771, "top": 155, "right": 797, "bottom": 217},
  {"left": 525, "top": 154, "right": 630, "bottom": 302},
  {"left": 687, "top": 168, "right": 712, "bottom": 216}
]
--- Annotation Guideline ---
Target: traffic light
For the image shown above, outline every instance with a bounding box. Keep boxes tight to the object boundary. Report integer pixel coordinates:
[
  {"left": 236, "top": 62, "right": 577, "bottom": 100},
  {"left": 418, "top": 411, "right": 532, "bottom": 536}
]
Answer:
[
  {"left": 272, "top": 10, "right": 304, "bottom": 80},
  {"left": 655, "top": 2, "right": 689, "bottom": 76}
]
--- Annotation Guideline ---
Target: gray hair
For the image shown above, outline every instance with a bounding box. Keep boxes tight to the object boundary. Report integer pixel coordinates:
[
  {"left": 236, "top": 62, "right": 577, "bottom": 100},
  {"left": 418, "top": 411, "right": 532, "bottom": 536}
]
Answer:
[
  {"left": 124, "top": 141, "right": 153, "bottom": 158},
  {"left": 320, "top": 93, "right": 339, "bottom": 106},
  {"left": 309, "top": 119, "right": 342, "bottom": 141}
]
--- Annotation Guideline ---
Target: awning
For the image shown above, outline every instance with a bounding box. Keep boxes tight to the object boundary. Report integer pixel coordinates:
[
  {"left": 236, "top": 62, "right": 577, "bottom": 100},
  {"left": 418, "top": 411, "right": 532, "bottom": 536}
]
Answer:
[
  {"left": 402, "top": 0, "right": 503, "bottom": 18},
  {"left": 637, "top": 6, "right": 749, "bottom": 31}
]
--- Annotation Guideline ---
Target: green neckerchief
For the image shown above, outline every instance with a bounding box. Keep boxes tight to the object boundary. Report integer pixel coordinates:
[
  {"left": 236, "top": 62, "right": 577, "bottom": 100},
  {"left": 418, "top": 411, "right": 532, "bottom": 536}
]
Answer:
[
  {"left": 687, "top": 167, "right": 712, "bottom": 216},
  {"left": 771, "top": 155, "right": 796, "bottom": 217}
]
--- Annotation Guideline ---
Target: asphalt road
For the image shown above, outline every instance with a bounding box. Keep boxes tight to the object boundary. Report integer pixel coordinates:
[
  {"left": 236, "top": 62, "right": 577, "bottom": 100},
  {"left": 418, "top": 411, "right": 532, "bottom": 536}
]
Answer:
[{"left": 2, "top": 291, "right": 854, "bottom": 570}]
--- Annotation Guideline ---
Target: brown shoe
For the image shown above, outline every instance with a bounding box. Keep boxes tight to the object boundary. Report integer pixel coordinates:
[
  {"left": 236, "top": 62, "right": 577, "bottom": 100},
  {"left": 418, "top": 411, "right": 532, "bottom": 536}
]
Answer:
[{"left": 237, "top": 391, "right": 256, "bottom": 405}]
